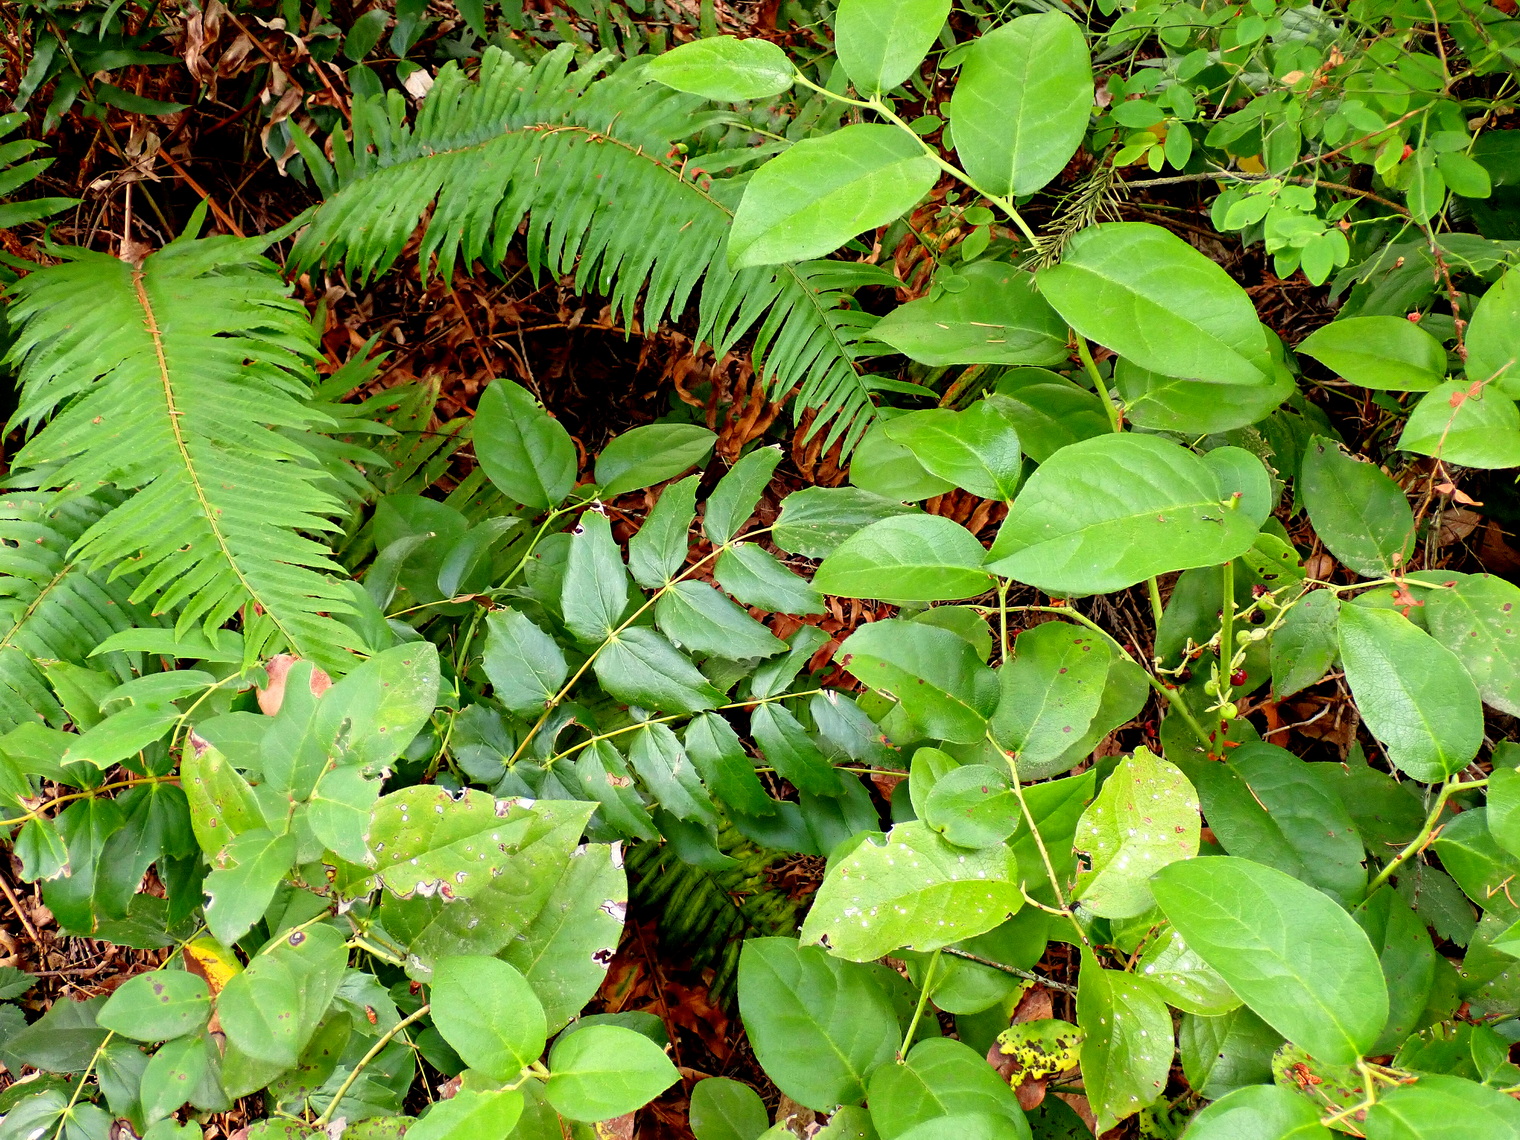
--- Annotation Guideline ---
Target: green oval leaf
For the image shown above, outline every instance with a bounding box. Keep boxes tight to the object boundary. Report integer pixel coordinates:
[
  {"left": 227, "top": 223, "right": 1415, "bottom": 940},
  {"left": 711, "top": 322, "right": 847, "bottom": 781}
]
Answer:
[
  {"left": 1364, "top": 1074, "right": 1520, "bottom": 1139},
  {"left": 645, "top": 36, "right": 795, "bottom": 101},
  {"left": 1297, "top": 316, "right": 1447, "bottom": 392},
  {"left": 430, "top": 955, "right": 547, "bottom": 1081},
  {"left": 800, "top": 821, "right": 1021, "bottom": 960},
  {"left": 815, "top": 514, "right": 992, "bottom": 602},
  {"left": 1182, "top": 1084, "right": 1331, "bottom": 1140},
  {"left": 870, "top": 262, "right": 1068, "bottom": 368},
  {"left": 952, "top": 12, "right": 1093, "bottom": 197},
  {"left": 1337, "top": 605, "right": 1484, "bottom": 782},
  {"left": 689, "top": 1077, "right": 770, "bottom": 1140},
  {"left": 729, "top": 125, "right": 939, "bottom": 268},
  {"left": 1466, "top": 265, "right": 1520, "bottom": 398},
  {"left": 836, "top": 0, "right": 949, "bottom": 95},
  {"left": 1150, "top": 856, "right": 1389, "bottom": 1066},
  {"left": 986, "top": 433, "right": 1259, "bottom": 595},
  {"left": 97, "top": 972, "right": 210, "bottom": 1043},
  {"left": 595, "top": 424, "right": 716, "bottom": 498},
  {"left": 1077, "top": 952, "right": 1173, "bottom": 1134},
  {"left": 544, "top": 1023, "right": 678, "bottom": 1121},
  {"left": 835, "top": 618, "right": 999, "bottom": 744},
  {"left": 1397, "top": 380, "right": 1520, "bottom": 468},
  {"left": 1424, "top": 572, "right": 1520, "bottom": 716},
  {"left": 882, "top": 401, "right": 1022, "bottom": 501},
  {"left": 1037, "top": 223, "right": 1271, "bottom": 386},
  {"left": 1299, "top": 436, "right": 1414, "bottom": 578},
  {"left": 473, "top": 379, "right": 576, "bottom": 510}
]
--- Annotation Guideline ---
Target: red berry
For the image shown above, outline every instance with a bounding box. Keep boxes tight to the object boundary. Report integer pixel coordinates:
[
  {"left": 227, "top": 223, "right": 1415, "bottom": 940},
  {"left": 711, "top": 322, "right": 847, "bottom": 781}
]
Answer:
[{"left": 1230, "top": 669, "right": 1248, "bottom": 686}]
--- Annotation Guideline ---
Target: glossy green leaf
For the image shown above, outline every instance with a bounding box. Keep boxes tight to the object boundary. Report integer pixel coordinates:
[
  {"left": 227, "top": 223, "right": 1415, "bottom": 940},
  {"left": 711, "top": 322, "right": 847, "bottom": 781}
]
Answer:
[
  {"left": 1179, "top": 1008, "right": 1282, "bottom": 1101},
  {"left": 98, "top": 971, "right": 210, "bottom": 1043},
  {"left": 866, "top": 1037, "right": 1026, "bottom": 1139},
  {"left": 715, "top": 543, "right": 825, "bottom": 616},
  {"left": 1136, "top": 927, "right": 1240, "bottom": 1016},
  {"left": 1356, "top": 887, "right": 1437, "bottom": 1054},
  {"left": 1074, "top": 746, "right": 1199, "bottom": 918},
  {"left": 882, "top": 401, "right": 1022, "bottom": 501},
  {"left": 1076, "top": 952, "right": 1173, "bottom": 1133},
  {"left": 836, "top": 0, "right": 948, "bottom": 94},
  {"left": 576, "top": 741, "right": 659, "bottom": 841},
  {"left": 544, "top": 1024, "right": 679, "bottom": 1121},
  {"left": 990, "top": 622, "right": 1110, "bottom": 780},
  {"left": 890, "top": 1115, "right": 1025, "bottom": 1140},
  {"left": 729, "top": 125, "right": 939, "bottom": 269},
  {"left": 684, "top": 713, "right": 775, "bottom": 818},
  {"left": 705, "top": 446, "right": 782, "bottom": 545},
  {"left": 482, "top": 609, "right": 568, "bottom": 718},
  {"left": 629, "top": 721, "right": 717, "bottom": 821},
  {"left": 645, "top": 36, "right": 795, "bottom": 101},
  {"left": 473, "top": 380, "right": 576, "bottom": 510},
  {"left": 202, "top": 829, "right": 297, "bottom": 948},
  {"left": 689, "top": 1077, "right": 769, "bottom": 1140},
  {"left": 870, "top": 263, "right": 1067, "bottom": 368},
  {"left": 1114, "top": 357, "right": 1293, "bottom": 435},
  {"left": 1151, "top": 856, "right": 1389, "bottom": 1065},
  {"left": 849, "top": 424, "right": 956, "bottom": 502},
  {"left": 1466, "top": 266, "right": 1520, "bottom": 398},
  {"left": 562, "top": 511, "right": 629, "bottom": 644},
  {"left": 987, "top": 433, "right": 1258, "bottom": 595},
  {"left": 1038, "top": 223, "right": 1272, "bottom": 386},
  {"left": 430, "top": 956, "right": 547, "bottom": 1080},
  {"left": 595, "top": 424, "right": 715, "bottom": 498},
  {"left": 405, "top": 1089, "right": 524, "bottom": 1140},
  {"left": 737, "top": 938, "right": 899, "bottom": 1111},
  {"left": 772, "top": 486, "right": 918, "bottom": 558},
  {"left": 629, "top": 475, "right": 698, "bottom": 588},
  {"left": 1488, "top": 767, "right": 1520, "bottom": 862},
  {"left": 1297, "top": 317, "right": 1447, "bottom": 391},
  {"left": 655, "top": 580, "right": 785, "bottom": 660},
  {"left": 1398, "top": 381, "right": 1520, "bottom": 468},
  {"left": 952, "top": 12, "right": 1093, "bottom": 197},
  {"left": 750, "top": 702, "right": 840, "bottom": 796},
  {"left": 1363, "top": 1074, "right": 1520, "bottom": 1139},
  {"left": 922, "top": 764, "right": 1019, "bottom": 848},
  {"left": 1178, "top": 743, "right": 1365, "bottom": 905},
  {"left": 594, "top": 626, "right": 725, "bottom": 713},
  {"left": 1424, "top": 573, "right": 1520, "bottom": 716},
  {"left": 835, "top": 618, "right": 999, "bottom": 744},
  {"left": 988, "top": 373, "right": 1108, "bottom": 463},
  {"left": 1338, "top": 605, "right": 1483, "bottom": 781},
  {"left": 814, "top": 515, "right": 991, "bottom": 602},
  {"left": 800, "top": 821, "right": 1020, "bottom": 960},
  {"left": 1182, "top": 1084, "right": 1331, "bottom": 1140},
  {"left": 1299, "top": 437, "right": 1414, "bottom": 577}
]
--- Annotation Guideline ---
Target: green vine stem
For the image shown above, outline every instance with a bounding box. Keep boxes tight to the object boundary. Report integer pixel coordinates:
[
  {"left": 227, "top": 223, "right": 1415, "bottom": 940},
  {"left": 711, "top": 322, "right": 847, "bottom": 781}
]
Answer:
[
  {"left": 898, "top": 948, "right": 941, "bottom": 1060},
  {"left": 1366, "top": 775, "right": 1488, "bottom": 895},
  {"left": 314, "top": 1003, "right": 433, "bottom": 1127}
]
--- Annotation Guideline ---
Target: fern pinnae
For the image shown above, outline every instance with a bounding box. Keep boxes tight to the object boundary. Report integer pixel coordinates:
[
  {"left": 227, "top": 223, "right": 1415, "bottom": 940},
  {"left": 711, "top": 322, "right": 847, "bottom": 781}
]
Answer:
[
  {"left": 292, "top": 45, "right": 884, "bottom": 449},
  {"left": 3, "top": 234, "right": 362, "bottom": 668}
]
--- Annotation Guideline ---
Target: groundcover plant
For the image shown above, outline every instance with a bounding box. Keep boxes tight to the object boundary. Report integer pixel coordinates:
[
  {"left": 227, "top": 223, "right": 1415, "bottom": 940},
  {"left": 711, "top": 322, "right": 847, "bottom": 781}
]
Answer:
[{"left": 0, "top": 0, "right": 1518, "bottom": 1137}]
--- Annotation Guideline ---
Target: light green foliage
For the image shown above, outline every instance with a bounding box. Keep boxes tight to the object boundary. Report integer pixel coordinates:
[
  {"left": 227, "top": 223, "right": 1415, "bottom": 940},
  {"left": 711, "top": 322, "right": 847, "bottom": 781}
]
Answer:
[{"left": 1074, "top": 747, "right": 1200, "bottom": 918}]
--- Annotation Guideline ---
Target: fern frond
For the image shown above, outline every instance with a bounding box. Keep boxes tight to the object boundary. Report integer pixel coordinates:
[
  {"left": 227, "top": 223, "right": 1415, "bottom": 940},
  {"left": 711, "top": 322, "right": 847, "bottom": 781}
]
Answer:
[
  {"left": 2, "top": 234, "right": 362, "bottom": 667},
  {"left": 0, "top": 490, "right": 162, "bottom": 730},
  {"left": 291, "top": 46, "right": 882, "bottom": 451}
]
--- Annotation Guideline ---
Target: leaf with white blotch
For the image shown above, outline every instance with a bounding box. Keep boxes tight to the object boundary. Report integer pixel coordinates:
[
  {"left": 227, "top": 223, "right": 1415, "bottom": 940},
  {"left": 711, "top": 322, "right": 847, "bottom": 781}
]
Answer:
[
  {"left": 377, "top": 800, "right": 596, "bottom": 976},
  {"left": 367, "top": 785, "right": 542, "bottom": 900},
  {"left": 1073, "top": 747, "right": 1199, "bottom": 919},
  {"left": 800, "top": 821, "right": 1020, "bottom": 961},
  {"left": 501, "top": 841, "right": 627, "bottom": 1033},
  {"left": 1077, "top": 950, "right": 1174, "bottom": 1133},
  {"left": 1136, "top": 927, "right": 1240, "bottom": 1016}
]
